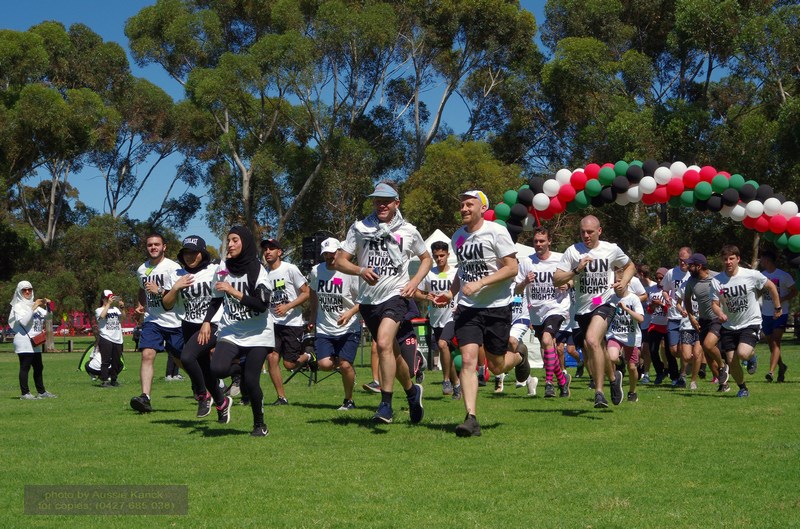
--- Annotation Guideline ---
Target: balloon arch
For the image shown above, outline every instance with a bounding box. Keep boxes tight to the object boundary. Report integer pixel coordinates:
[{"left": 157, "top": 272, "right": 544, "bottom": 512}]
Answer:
[{"left": 489, "top": 160, "right": 800, "bottom": 257}]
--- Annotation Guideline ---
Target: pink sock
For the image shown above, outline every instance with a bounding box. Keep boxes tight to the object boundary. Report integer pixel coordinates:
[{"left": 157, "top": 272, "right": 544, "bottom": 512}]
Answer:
[{"left": 543, "top": 348, "right": 557, "bottom": 384}]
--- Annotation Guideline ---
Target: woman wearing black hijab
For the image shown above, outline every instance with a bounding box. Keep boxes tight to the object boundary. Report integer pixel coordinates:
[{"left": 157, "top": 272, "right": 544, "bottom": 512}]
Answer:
[{"left": 204, "top": 226, "right": 274, "bottom": 436}]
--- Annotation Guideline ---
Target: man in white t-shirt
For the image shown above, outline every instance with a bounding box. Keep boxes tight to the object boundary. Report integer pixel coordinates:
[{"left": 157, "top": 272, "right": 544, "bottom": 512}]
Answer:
[
  {"left": 758, "top": 250, "right": 797, "bottom": 383},
  {"left": 711, "top": 245, "right": 781, "bottom": 397},
  {"left": 661, "top": 246, "right": 692, "bottom": 386},
  {"left": 261, "top": 238, "right": 311, "bottom": 406},
  {"left": 130, "top": 233, "right": 183, "bottom": 413},
  {"left": 435, "top": 190, "right": 523, "bottom": 437},
  {"left": 554, "top": 215, "right": 636, "bottom": 409},
  {"left": 335, "top": 181, "right": 432, "bottom": 425}
]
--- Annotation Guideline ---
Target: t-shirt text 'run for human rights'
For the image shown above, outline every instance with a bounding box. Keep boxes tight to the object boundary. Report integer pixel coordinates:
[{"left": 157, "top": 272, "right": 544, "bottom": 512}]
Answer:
[
  {"left": 361, "top": 237, "right": 403, "bottom": 277},
  {"left": 455, "top": 241, "right": 488, "bottom": 283}
]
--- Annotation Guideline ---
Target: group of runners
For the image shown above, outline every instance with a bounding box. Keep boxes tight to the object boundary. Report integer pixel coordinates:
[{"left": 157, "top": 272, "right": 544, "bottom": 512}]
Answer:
[{"left": 46, "top": 181, "right": 792, "bottom": 438}]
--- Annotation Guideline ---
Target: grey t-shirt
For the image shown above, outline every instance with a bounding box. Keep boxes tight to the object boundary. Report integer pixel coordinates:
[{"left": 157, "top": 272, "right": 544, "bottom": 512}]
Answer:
[{"left": 684, "top": 272, "right": 719, "bottom": 320}]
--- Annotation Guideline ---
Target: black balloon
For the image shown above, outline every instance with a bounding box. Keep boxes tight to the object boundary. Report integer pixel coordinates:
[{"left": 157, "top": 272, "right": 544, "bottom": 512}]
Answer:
[
  {"left": 721, "top": 188, "right": 739, "bottom": 206},
  {"left": 529, "top": 176, "right": 545, "bottom": 195},
  {"left": 590, "top": 195, "right": 605, "bottom": 208},
  {"left": 774, "top": 193, "right": 786, "bottom": 203},
  {"left": 506, "top": 222, "right": 523, "bottom": 242},
  {"left": 517, "top": 188, "right": 535, "bottom": 207},
  {"left": 659, "top": 162, "right": 671, "bottom": 168},
  {"left": 625, "top": 165, "right": 643, "bottom": 184},
  {"left": 510, "top": 203, "right": 528, "bottom": 221},
  {"left": 756, "top": 184, "right": 774, "bottom": 202},
  {"left": 707, "top": 195, "right": 723, "bottom": 212},
  {"left": 739, "top": 183, "right": 757, "bottom": 202},
  {"left": 613, "top": 175, "right": 631, "bottom": 192},
  {"left": 600, "top": 186, "right": 618, "bottom": 203},
  {"left": 642, "top": 160, "right": 659, "bottom": 177},
  {"left": 695, "top": 198, "right": 709, "bottom": 211}
]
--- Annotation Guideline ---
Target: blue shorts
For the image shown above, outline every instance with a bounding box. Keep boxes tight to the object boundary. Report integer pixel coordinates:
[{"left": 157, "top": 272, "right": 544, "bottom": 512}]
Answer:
[
  {"left": 761, "top": 314, "right": 788, "bottom": 335},
  {"left": 315, "top": 332, "right": 361, "bottom": 364},
  {"left": 667, "top": 319, "right": 682, "bottom": 350},
  {"left": 139, "top": 322, "right": 184, "bottom": 357},
  {"left": 556, "top": 330, "right": 574, "bottom": 346}
]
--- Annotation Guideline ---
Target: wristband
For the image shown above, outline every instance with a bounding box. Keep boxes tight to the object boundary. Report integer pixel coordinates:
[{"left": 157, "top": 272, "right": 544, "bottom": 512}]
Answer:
[
  {"left": 572, "top": 267, "right": 580, "bottom": 275},
  {"left": 358, "top": 267, "right": 365, "bottom": 276}
]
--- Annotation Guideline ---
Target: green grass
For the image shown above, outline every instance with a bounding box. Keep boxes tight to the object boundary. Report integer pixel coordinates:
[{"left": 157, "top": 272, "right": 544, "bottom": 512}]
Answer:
[{"left": 2, "top": 342, "right": 799, "bottom": 529}]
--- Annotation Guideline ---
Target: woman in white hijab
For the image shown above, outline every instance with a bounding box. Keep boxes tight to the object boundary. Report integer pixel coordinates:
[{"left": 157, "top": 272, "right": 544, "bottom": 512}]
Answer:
[{"left": 8, "top": 281, "right": 56, "bottom": 399}]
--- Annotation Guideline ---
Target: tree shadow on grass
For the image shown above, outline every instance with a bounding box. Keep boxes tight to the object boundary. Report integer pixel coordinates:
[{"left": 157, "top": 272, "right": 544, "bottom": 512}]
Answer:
[
  {"left": 306, "top": 416, "right": 391, "bottom": 434},
  {"left": 673, "top": 392, "right": 735, "bottom": 399},
  {"left": 516, "top": 407, "right": 606, "bottom": 420},
  {"left": 292, "top": 402, "right": 348, "bottom": 410},
  {"left": 151, "top": 418, "right": 249, "bottom": 437}
]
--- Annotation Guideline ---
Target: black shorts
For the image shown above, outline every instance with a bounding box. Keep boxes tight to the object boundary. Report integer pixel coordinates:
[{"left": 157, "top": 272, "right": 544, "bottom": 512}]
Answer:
[
  {"left": 454, "top": 305, "right": 511, "bottom": 356},
  {"left": 532, "top": 314, "right": 566, "bottom": 342},
  {"left": 698, "top": 318, "right": 721, "bottom": 343},
  {"left": 574, "top": 304, "right": 617, "bottom": 350},
  {"left": 360, "top": 296, "right": 409, "bottom": 339},
  {"left": 432, "top": 321, "right": 455, "bottom": 346},
  {"left": 719, "top": 325, "right": 760, "bottom": 353},
  {"left": 556, "top": 330, "right": 574, "bottom": 346},
  {"left": 274, "top": 324, "right": 304, "bottom": 362}
]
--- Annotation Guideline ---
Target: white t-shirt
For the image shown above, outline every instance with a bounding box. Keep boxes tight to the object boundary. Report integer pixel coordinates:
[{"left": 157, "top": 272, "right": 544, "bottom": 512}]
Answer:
[
  {"left": 95, "top": 306, "right": 123, "bottom": 344},
  {"left": 137, "top": 258, "right": 181, "bottom": 328},
  {"left": 451, "top": 221, "right": 517, "bottom": 308},
  {"left": 342, "top": 218, "right": 427, "bottom": 305},
  {"left": 170, "top": 265, "right": 223, "bottom": 324},
  {"left": 511, "top": 290, "right": 528, "bottom": 326},
  {"left": 11, "top": 306, "right": 47, "bottom": 354},
  {"left": 661, "top": 266, "right": 690, "bottom": 321},
  {"left": 421, "top": 266, "right": 457, "bottom": 329},
  {"left": 607, "top": 292, "right": 643, "bottom": 347},
  {"left": 518, "top": 252, "right": 570, "bottom": 325},
  {"left": 761, "top": 268, "right": 795, "bottom": 316},
  {"left": 213, "top": 261, "right": 275, "bottom": 347},
  {"left": 266, "top": 261, "right": 307, "bottom": 327},
  {"left": 644, "top": 282, "right": 669, "bottom": 327},
  {"left": 676, "top": 284, "right": 699, "bottom": 331},
  {"left": 556, "top": 241, "right": 631, "bottom": 315},
  {"left": 87, "top": 346, "right": 102, "bottom": 371},
  {"left": 309, "top": 262, "right": 361, "bottom": 336},
  {"left": 711, "top": 268, "right": 769, "bottom": 330}
]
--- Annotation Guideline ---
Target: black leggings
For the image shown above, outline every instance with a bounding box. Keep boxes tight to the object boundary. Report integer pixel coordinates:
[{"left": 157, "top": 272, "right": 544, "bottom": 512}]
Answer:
[
  {"left": 98, "top": 337, "right": 123, "bottom": 382},
  {"left": 19, "top": 353, "right": 45, "bottom": 395},
  {"left": 211, "top": 342, "right": 270, "bottom": 426},
  {"left": 180, "top": 324, "right": 224, "bottom": 404},
  {"left": 647, "top": 329, "right": 666, "bottom": 375}
]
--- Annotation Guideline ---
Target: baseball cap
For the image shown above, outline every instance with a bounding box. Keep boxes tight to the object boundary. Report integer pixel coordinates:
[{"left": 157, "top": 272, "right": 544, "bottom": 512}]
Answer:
[
  {"left": 260, "top": 238, "right": 282, "bottom": 250},
  {"left": 685, "top": 253, "right": 708, "bottom": 266},
  {"left": 180, "top": 235, "right": 207, "bottom": 253},
  {"left": 367, "top": 182, "right": 399, "bottom": 200},
  {"left": 460, "top": 190, "right": 489, "bottom": 208},
  {"left": 319, "top": 237, "right": 341, "bottom": 255},
  {"left": 103, "top": 289, "right": 114, "bottom": 299},
  {"left": 656, "top": 267, "right": 669, "bottom": 277}
]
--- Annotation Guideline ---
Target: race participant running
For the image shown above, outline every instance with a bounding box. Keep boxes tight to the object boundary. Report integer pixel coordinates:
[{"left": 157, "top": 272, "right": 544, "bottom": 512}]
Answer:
[
  {"left": 758, "top": 250, "right": 796, "bottom": 383},
  {"left": 606, "top": 270, "right": 644, "bottom": 402},
  {"left": 661, "top": 247, "right": 692, "bottom": 387}
]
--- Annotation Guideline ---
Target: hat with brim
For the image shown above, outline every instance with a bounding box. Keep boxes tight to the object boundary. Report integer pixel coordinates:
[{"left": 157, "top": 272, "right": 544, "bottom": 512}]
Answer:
[
  {"left": 685, "top": 253, "right": 708, "bottom": 266},
  {"left": 459, "top": 190, "right": 489, "bottom": 208},
  {"left": 260, "top": 238, "right": 282, "bottom": 250},
  {"left": 319, "top": 237, "right": 341, "bottom": 255},
  {"left": 177, "top": 235, "right": 210, "bottom": 267},
  {"left": 367, "top": 182, "right": 399, "bottom": 200}
]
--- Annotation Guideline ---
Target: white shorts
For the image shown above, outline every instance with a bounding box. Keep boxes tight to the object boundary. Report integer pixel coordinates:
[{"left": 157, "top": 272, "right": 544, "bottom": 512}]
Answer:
[{"left": 510, "top": 322, "right": 530, "bottom": 341}]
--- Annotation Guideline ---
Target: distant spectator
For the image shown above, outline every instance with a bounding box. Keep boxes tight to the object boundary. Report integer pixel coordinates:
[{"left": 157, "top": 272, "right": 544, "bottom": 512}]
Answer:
[{"left": 9, "top": 281, "right": 57, "bottom": 399}]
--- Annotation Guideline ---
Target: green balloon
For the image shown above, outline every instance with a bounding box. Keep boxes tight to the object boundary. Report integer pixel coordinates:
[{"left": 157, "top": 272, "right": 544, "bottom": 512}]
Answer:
[
  {"left": 585, "top": 179, "right": 603, "bottom": 197},
  {"left": 575, "top": 190, "right": 590, "bottom": 207},
  {"left": 789, "top": 235, "right": 800, "bottom": 253},
  {"left": 630, "top": 160, "right": 643, "bottom": 168},
  {"left": 695, "top": 181, "right": 713, "bottom": 200},
  {"left": 453, "top": 351, "right": 462, "bottom": 371},
  {"left": 729, "top": 174, "right": 745, "bottom": 190},
  {"left": 494, "top": 219, "right": 507, "bottom": 227},
  {"left": 614, "top": 161, "right": 629, "bottom": 177},
  {"left": 503, "top": 189, "right": 518, "bottom": 206},
  {"left": 495, "top": 202, "right": 511, "bottom": 221},
  {"left": 598, "top": 167, "right": 616, "bottom": 186},
  {"left": 745, "top": 180, "right": 760, "bottom": 189},
  {"left": 680, "top": 190, "right": 696, "bottom": 207},
  {"left": 668, "top": 196, "right": 682, "bottom": 207},
  {"left": 711, "top": 174, "right": 729, "bottom": 193},
  {"left": 566, "top": 201, "right": 581, "bottom": 213},
  {"left": 764, "top": 231, "right": 777, "bottom": 242},
  {"left": 776, "top": 233, "right": 789, "bottom": 249},
  {"left": 518, "top": 184, "right": 530, "bottom": 192}
]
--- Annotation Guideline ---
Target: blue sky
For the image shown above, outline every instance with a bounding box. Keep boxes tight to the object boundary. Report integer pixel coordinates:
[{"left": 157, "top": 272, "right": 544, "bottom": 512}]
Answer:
[{"left": 4, "top": 0, "right": 548, "bottom": 248}]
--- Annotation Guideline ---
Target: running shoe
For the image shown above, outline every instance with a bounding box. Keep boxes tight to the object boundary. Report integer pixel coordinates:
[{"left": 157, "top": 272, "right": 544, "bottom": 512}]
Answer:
[
  {"left": 130, "top": 393, "right": 152, "bottom": 413},
  {"left": 711, "top": 376, "right": 719, "bottom": 384},
  {"left": 718, "top": 382, "right": 731, "bottom": 393},
  {"left": 454, "top": 414, "right": 481, "bottom": 437},
  {"left": 610, "top": 371, "right": 623, "bottom": 405},
  {"left": 698, "top": 365, "right": 707, "bottom": 379},
  {"left": 765, "top": 372, "right": 774, "bottom": 383},
  {"left": 415, "top": 371, "right": 425, "bottom": 384},
  {"left": 217, "top": 396, "right": 233, "bottom": 424},
  {"left": 20, "top": 393, "right": 39, "bottom": 400},
  {"left": 588, "top": 378, "right": 595, "bottom": 389},
  {"left": 373, "top": 401, "right": 393, "bottom": 424},
  {"left": 225, "top": 380, "right": 241, "bottom": 397},
  {"left": 165, "top": 375, "right": 174, "bottom": 381},
  {"left": 747, "top": 356, "right": 757, "bottom": 375},
  {"left": 575, "top": 361, "right": 585, "bottom": 378},
  {"left": 251, "top": 423, "right": 269, "bottom": 437},
  {"left": 271, "top": 396, "right": 288, "bottom": 406},
  {"left": 718, "top": 365, "right": 730, "bottom": 386},
  {"left": 442, "top": 380, "right": 454, "bottom": 395},
  {"left": 544, "top": 382, "right": 556, "bottom": 398},
  {"left": 777, "top": 362, "right": 788, "bottom": 383},
  {"left": 173, "top": 374, "right": 185, "bottom": 381},
  {"left": 38, "top": 391, "right": 57, "bottom": 398},
  {"left": 452, "top": 384, "right": 462, "bottom": 400},
  {"left": 407, "top": 384, "right": 424, "bottom": 423},
  {"left": 559, "top": 372, "right": 572, "bottom": 398},
  {"left": 101, "top": 380, "right": 113, "bottom": 388},
  {"left": 362, "top": 380, "right": 381, "bottom": 393},
  {"left": 526, "top": 376, "right": 539, "bottom": 397},
  {"left": 654, "top": 371, "right": 667, "bottom": 385},
  {"left": 627, "top": 391, "right": 638, "bottom": 403},
  {"left": 594, "top": 392, "right": 609, "bottom": 409},
  {"left": 690, "top": 381, "right": 698, "bottom": 391},
  {"left": 196, "top": 393, "right": 212, "bottom": 418},
  {"left": 514, "top": 380, "right": 526, "bottom": 389},
  {"left": 673, "top": 377, "right": 687, "bottom": 389},
  {"left": 477, "top": 366, "right": 487, "bottom": 387},
  {"left": 737, "top": 387, "right": 750, "bottom": 398},
  {"left": 110, "top": 381, "right": 120, "bottom": 387},
  {"left": 494, "top": 374, "right": 505, "bottom": 393},
  {"left": 640, "top": 373, "right": 651, "bottom": 384},
  {"left": 337, "top": 399, "right": 356, "bottom": 411},
  {"left": 514, "top": 352, "right": 531, "bottom": 385}
]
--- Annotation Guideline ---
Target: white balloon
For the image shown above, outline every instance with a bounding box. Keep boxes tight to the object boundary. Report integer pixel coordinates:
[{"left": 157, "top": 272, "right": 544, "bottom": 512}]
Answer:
[
  {"left": 780, "top": 201, "right": 799, "bottom": 219},
  {"left": 730, "top": 204, "right": 747, "bottom": 222},
  {"left": 523, "top": 213, "right": 536, "bottom": 231},
  {"left": 763, "top": 197, "right": 782, "bottom": 216},
  {"left": 670, "top": 161, "right": 687, "bottom": 177},
  {"left": 687, "top": 164, "right": 701, "bottom": 173},
  {"left": 543, "top": 179, "right": 561, "bottom": 197},
  {"left": 615, "top": 193, "right": 631, "bottom": 206},
  {"left": 720, "top": 205, "right": 733, "bottom": 218},
  {"left": 654, "top": 166, "right": 672, "bottom": 185},
  {"left": 745, "top": 200, "right": 764, "bottom": 218},
  {"left": 533, "top": 192, "right": 550, "bottom": 211},
  {"left": 639, "top": 176, "right": 657, "bottom": 194},
  {"left": 555, "top": 169, "right": 572, "bottom": 185},
  {"left": 627, "top": 185, "right": 643, "bottom": 202}
]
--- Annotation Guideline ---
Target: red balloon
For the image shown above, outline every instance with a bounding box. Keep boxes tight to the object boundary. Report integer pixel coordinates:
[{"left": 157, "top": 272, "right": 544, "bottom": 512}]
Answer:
[
  {"left": 484, "top": 209, "right": 496, "bottom": 221},
  {"left": 754, "top": 215, "right": 770, "bottom": 233},
  {"left": 558, "top": 183, "right": 577, "bottom": 202},
  {"left": 718, "top": 171, "right": 730, "bottom": 178},
  {"left": 602, "top": 163, "right": 614, "bottom": 170},
  {"left": 538, "top": 209, "right": 553, "bottom": 220},
  {"left": 666, "top": 178, "right": 685, "bottom": 196},
  {"left": 653, "top": 186, "right": 669, "bottom": 203},
  {"left": 769, "top": 215, "right": 788, "bottom": 234},
  {"left": 682, "top": 169, "right": 700, "bottom": 189},
  {"left": 787, "top": 215, "right": 800, "bottom": 235},
  {"left": 642, "top": 193, "right": 657, "bottom": 206},
  {"left": 570, "top": 172, "right": 587, "bottom": 191},
  {"left": 549, "top": 196, "right": 564, "bottom": 213},
  {"left": 584, "top": 163, "right": 600, "bottom": 180},
  {"left": 742, "top": 216, "right": 756, "bottom": 230},
  {"left": 699, "top": 166, "right": 717, "bottom": 182}
]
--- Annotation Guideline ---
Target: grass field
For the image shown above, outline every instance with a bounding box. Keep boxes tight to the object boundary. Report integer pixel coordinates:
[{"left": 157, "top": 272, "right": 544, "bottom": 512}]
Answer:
[{"left": 2, "top": 340, "right": 799, "bottom": 529}]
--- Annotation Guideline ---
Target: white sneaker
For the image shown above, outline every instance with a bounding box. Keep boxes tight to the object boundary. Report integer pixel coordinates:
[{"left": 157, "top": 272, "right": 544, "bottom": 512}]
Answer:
[
  {"left": 165, "top": 375, "right": 173, "bottom": 381},
  {"left": 526, "top": 376, "right": 539, "bottom": 396},
  {"left": 690, "top": 381, "right": 698, "bottom": 390},
  {"left": 494, "top": 373, "right": 505, "bottom": 393}
]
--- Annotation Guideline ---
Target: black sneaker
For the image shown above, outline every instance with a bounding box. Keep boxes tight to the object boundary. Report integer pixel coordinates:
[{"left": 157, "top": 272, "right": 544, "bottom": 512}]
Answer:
[
  {"left": 544, "top": 383, "right": 556, "bottom": 398},
  {"left": 673, "top": 377, "right": 687, "bottom": 389},
  {"left": 747, "top": 356, "right": 757, "bottom": 375},
  {"left": 559, "top": 372, "right": 572, "bottom": 398},
  {"left": 610, "top": 370, "right": 623, "bottom": 405},
  {"left": 415, "top": 371, "right": 425, "bottom": 384},
  {"left": 455, "top": 414, "right": 481, "bottom": 437},
  {"left": 373, "top": 401, "right": 393, "bottom": 424},
  {"left": 594, "top": 392, "right": 609, "bottom": 409},
  {"left": 251, "top": 423, "right": 269, "bottom": 437},
  {"left": 588, "top": 378, "right": 595, "bottom": 389},
  {"left": 271, "top": 396, "right": 288, "bottom": 406},
  {"left": 477, "top": 366, "right": 487, "bottom": 387},
  {"left": 407, "top": 384, "right": 424, "bottom": 424},
  {"left": 514, "top": 350, "right": 531, "bottom": 384},
  {"left": 627, "top": 391, "right": 638, "bottom": 402},
  {"left": 130, "top": 393, "right": 152, "bottom": 413},
  {"left": 101, "top": 380, "right": 113, "bottom": 388},
  {"left": 217, "top": 396, "right": 233, "bottom": 424},
  {"left": 239, "top": 396, "right": 251, "bottom": 406},
  {"left": 698, "top": 365, "right": 707, "bottom": 379},
  {"left": 337, "top": 399, "right": 356, "bottom": 411},
  {"left": 110, "top": 380, "right": 120, "bottom": 387},
  {"left": 196, "top": 394, "right": 212, "bottom": 418},
  {"left": 718, "top": 382, "right": 731, "bottom": 393},
  {"left": 654, "top": 371, "right": 666, "bottom": 385},
  {"left": 778, "top": 362, "right": 788, "bottom": 383},
  {"left": 575, "top": 361, "right": 584, "bottom": 378},
  {"left": 765, "top": 372, "right": 774, "bottom": 383}
]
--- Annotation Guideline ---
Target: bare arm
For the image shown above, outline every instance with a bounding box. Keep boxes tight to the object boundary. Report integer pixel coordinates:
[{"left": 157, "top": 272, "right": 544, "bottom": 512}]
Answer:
[
  {"left": 462, "top": 254, "right": 518, "bottom": 298},
  {"left": 401, "top": 252, "right": 433, "bottom": 298}
]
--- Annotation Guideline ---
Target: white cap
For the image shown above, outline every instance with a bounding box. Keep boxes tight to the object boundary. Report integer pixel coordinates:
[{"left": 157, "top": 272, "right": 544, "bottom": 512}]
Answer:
[
  {"left": 459, "top": 190, "right": 489, "bottom": 208},
  {"left": 103, "top": 290, "right": 114, "bottom": 298},
  {"left": 319, "top": 237, "right": 341, "bottom": 255}
]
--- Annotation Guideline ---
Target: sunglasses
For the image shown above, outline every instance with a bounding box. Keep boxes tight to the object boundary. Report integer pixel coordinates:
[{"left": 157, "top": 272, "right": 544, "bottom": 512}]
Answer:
[{"left": 21, "top": 288, "right": 32, "bottom": 292}]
